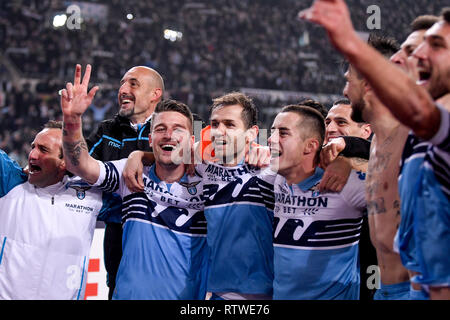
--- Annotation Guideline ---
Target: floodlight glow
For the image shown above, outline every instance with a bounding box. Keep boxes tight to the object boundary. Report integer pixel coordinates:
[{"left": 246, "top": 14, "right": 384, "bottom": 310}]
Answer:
[
  {"left": 164, "top": 29, "right": 183, "bottom": 42},
  {"left": 53, "top": 14, "right": 67, "bottom": 28},
  {"left": 126, "top": 13, "right": 134, "bottom": 20}
]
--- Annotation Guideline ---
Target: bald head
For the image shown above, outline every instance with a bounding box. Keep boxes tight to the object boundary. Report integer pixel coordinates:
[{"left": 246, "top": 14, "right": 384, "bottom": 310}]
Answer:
[
  {"left": 118, "top": 66, "right": 165, "bottom": 124},
  {"left": 126, "top": 66, "right": 165, "bottom": 93}
]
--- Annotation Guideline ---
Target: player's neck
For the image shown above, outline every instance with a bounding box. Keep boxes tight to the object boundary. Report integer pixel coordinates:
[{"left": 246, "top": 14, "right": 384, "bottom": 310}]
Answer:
[
  {"left": 154, "top": 163, "right": 186, "bottom": 183},
  {"left": 220, "top": 151, "right": 245, "bottom": 167},
  {"left": 370, "top": 103, "right": 401, "bottom": 140},
  {"left": 283, "top": 161, "right": 316, "bottom": 186}
]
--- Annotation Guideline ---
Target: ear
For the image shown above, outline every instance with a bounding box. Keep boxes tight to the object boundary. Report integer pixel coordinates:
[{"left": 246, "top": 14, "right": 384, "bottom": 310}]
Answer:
[
  {"left": 152, "top": 88, "right": 163, "bottom": 102},
  {"left": 246, "top": 125, "right": 259, "bottom": 143},
  {"left": 148, "top": 134, "right": 153, "bottom": 147},
  {"left": 360, "top": 123, "right": 372, "bottom": 140},
  {"left": 59, "top": 158, "right": 66, "bottom": 172},
  {"left": 362, "top": 79, "right": 372, "bottom": 93},
  {"left": 304, "top": 138, "right": 321, "bottom": 155}
]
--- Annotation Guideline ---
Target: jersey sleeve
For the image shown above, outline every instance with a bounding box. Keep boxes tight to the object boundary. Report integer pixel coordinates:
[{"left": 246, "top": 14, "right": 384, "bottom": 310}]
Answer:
[
  {"left": 92, "top": 159, "right": 127, "bottom": 195},
  {"left": 429, "top": 104, "right": 449, "bottom": 151},
  {"left": 0, "top": 149, "right": 27, "bottom": 197},
  {"left": 340, "top": 170, "right": 367, "bottom": 211}
]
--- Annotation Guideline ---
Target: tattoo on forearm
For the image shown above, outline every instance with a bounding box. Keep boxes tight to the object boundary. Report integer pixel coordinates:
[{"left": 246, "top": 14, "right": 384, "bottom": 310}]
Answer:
[
  {"left": 367, "top": 197, "right": 387, "bottom": 215},
  {"left": 393, "top": 200, "right": 400, "bottom": 216},
  {"left": 63, "top": 140, "right": 88, "bottom": 166}
]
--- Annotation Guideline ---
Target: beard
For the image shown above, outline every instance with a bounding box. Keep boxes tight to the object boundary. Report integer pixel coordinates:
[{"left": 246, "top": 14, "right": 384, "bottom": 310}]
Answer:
[
  {"left": 119, "top": 106, "right": 134, "bottom": 118},
  {"left": 350, "top": 98, "right": 366, "bottom": 123}
]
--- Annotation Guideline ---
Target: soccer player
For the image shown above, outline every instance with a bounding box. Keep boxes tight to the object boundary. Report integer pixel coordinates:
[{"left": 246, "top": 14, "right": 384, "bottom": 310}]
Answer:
[
  {"left": 199, "top": 92, "right": 275, "bottom": 300},
  {"left": 0, "top": 120, "right": 108, "bottom": 299},
  {"left": 60, "top": 65, "right": 208, "bottom": 299},
  {"left": 300, "top": 0, "right": 450, "bottom": 300},
  {"left": 267, "top": 104, "right": 366, "bottom": 299},
  {"left": 86, "top": 65, "right": 164, "bottom": 299},
  {"left": 324, "top": 99, "right": 371, "bottom": 144}
]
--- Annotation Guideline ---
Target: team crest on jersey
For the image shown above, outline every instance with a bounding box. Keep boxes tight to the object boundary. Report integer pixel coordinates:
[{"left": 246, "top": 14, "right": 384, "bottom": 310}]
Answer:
[
  {"left": 68, "top": 185, "right": 91, "bottom": 200},
  {"left": 278, "top": 184, "right": 289, "bottom": 195},
  {"left": 309, "top": 182, "right": 321, "bottom": 197},
  {"left": 179, "top": 181, "right": 201, "bottom": 195}
]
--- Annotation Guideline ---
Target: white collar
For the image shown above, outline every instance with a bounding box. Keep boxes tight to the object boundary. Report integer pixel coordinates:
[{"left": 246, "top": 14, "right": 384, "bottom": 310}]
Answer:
[{"left": 130, "top": 115, "right": 152, "bottom": 131}]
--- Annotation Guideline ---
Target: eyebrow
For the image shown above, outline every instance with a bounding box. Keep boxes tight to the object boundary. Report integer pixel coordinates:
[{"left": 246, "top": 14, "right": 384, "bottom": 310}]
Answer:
[
  {"left": 271, "top": 126, "right": 291, "bottom": 131},
  {"left": 120, "top": 77, "right": 140, "bottom": 85}
]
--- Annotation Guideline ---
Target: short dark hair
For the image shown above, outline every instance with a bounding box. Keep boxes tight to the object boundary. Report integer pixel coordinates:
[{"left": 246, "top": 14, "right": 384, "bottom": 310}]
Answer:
[
  {"left": 410, "top": 15, "right": 439, "bottom": 31},
  {"left": 367, "top": 33, "right": 400, "bottom": 59},
  {"left": 332, "top": 98, "right": 351, "bottom": 106},
  {"left": 298, "top": 98, "right": 328, "bottom": 119},
  {"left": 210, "top": 92, "right": 258, "bottom": 129},
  {"left": 441, "top": 7, "right": 450, "bottom": 24},
  {"left": 151, "top": 99, "right": 194, "bottom": 133},
  {"left": 352, "top": 34, "right": 400, "bottom": 79},
  {"left": 280, "top": 104, "right": 325, "bottom": 165}
]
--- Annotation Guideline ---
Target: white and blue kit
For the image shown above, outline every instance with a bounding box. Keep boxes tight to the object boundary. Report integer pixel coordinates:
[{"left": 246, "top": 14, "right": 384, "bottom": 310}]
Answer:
[
  {"left": 269, "top": 167, "right": 366, "bottom": 300},
  {"left": 197, "top": 162, "right": 275, "bottom": 298},
  {"left": 397, "top": 104, "right": 450, "bottom": 288},
  {"left": 94, "top": 159, "right": 209, "bottom": 300},
  {"left": 0, "top": 150, "right": 108, "bottom": 300}
]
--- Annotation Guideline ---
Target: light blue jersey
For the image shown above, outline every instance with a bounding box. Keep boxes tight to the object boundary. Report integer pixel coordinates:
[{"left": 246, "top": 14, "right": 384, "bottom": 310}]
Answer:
[
  {"left": 398, "top": 104, "right": 450, "bottom": 287},
  {"left": 270, "top": 168, "right": 366, "bottom": 300},
  {"left": 94, "top": 159, "right": 209, "bottom": 300},
  {"left": 197, "top": 163, "right": 275, "bottom": 297}
]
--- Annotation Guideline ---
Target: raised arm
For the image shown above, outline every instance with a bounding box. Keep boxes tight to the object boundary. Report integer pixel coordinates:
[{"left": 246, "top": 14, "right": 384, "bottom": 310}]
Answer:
[
  {"left": 299, "top": 0, "right": 440, "bottom": 140},
  {"left": 61, "top": 64, "right": 100, "bottom": 184}
]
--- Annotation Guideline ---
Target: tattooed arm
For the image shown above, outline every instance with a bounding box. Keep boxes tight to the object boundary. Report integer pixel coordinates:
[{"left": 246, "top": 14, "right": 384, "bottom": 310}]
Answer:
[{"left": 60, "top": 64, "right": 100, "bottom": 184}]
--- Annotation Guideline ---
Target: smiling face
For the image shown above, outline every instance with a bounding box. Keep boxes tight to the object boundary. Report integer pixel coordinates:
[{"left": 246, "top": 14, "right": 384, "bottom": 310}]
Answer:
[
  {"left": 149, "top": 111, "right": 194, "bottom": 167},
  {"left": 28, "top": 128, "right": 66, "bottom": 188},
  {"left": 118, "top": 66, "right": 163, "bottom": 122},
  {"left": 413, "top": 20, "right": 450, "bottom": 99},
  {"left": 210, "top": 104, "right": 256, "bottom": 165},
  {"left": 324, "top": 103, "right": 371, "bottom": 144},
  {"left": 268, "top": 112, "right": 307, "bottom": 176},
  {"left": 390, "top": 29, "right": 427, "bottom": 79}
]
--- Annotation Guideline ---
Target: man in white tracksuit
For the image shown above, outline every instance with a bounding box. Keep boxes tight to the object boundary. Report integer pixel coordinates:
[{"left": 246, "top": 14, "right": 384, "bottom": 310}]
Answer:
[{"left": 0, "top": 121, "right": 110, "bottom": 300}]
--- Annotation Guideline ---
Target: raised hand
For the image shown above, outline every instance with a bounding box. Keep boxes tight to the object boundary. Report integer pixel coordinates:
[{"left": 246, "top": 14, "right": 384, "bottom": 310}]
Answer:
[
  {"left": 60, "top": 64, "right": 99, "bottom": 121},
  {"left": 298, "top": 0, "right": 358, "bottom": 53}
]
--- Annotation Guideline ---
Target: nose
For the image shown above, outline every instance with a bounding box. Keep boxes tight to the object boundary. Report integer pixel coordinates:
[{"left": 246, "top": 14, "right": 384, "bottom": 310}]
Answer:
[
  {"left": 268, "top": 130, "right": 278, "bottom": 146},
  {"left": 212, "top": 123, "right": 226, "bottom": 137},
  {"left": 118, "top": 81, "right": 130, "bottom": 96},
  {"left": 412, "top": 42, "right": 427, "bottom": 61},
  {"left": 28, "top": 147, "right": 39, "bottom": 161},
  {"left": 390, "top": 49, "right": 405, "bottom": 66},
  {"left": 326, "top": 120, "right": 338, "bottom": 133}
]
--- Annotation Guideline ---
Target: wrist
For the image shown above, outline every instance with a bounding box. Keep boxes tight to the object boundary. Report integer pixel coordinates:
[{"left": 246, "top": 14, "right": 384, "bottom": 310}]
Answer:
[{"left": 63, "top": 119, "right": 82, "bottom": 132}]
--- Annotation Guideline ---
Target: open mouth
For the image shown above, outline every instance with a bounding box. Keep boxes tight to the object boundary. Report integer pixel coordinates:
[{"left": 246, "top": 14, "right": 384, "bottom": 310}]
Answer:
[
  {"left": 213, "top": 140, "right": 227, "bottom": 147},
  {"left": 161, "top": 144, "right": 176, "bottom": 152},
  {"left": 120, "top": 95, "right": 135, "bottom": 106},
  {"left": 418, "top": 71, "right": 431, "bottom": 83},
  {"left": 29, "top": 164, "right": 42, "bottom": 174}
]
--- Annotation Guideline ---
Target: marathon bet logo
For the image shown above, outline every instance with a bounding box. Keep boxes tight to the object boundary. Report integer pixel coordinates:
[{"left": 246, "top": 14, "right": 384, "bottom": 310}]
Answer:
[{"left": 65, "top": 203, "right": 94, "bottom": 215}]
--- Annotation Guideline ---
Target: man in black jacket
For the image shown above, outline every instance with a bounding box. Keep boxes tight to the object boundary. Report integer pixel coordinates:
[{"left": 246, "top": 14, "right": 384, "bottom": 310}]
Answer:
[{"left": 86, "top": 66, "right": 164, "bottom": 299}]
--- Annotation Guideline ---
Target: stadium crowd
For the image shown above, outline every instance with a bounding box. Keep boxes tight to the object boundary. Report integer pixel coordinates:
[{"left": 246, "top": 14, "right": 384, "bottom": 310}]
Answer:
[
  {"left": 1, "top": 0, "right": 448, "bottom": 165},
  {"left": 0, "top": 0, "right": 449, "bottom": 302}
]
